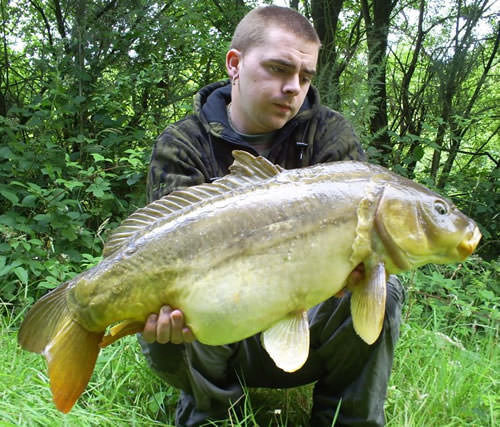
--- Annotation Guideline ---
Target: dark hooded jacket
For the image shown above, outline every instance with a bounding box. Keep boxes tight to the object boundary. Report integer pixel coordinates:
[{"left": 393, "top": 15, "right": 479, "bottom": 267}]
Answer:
[{"left": 147, "top": 80, "right": 366, "bottom": 202}]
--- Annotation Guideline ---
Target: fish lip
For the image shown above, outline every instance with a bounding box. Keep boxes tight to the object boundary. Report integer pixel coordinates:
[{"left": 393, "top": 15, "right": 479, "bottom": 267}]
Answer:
[{"left": 457, "top": 225, "right": 481, "bottom": 259}]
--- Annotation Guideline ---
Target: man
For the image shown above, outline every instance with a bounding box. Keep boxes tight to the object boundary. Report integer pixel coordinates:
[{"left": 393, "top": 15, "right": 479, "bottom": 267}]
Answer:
[{"left": 139, "top": 5, "right": 404, "bottom": 427}]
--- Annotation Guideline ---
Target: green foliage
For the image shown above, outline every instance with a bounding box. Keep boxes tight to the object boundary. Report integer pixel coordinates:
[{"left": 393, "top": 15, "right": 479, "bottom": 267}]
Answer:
[
  {"left": 445, "top": 168, "right": 499, "bottom": 260},
  {"left": 0, "top": 100, "right": 148, "bottom": 305},
  {"left": 0, "top": 0, "right": 244, "bottom": 307},
  {"left": 401, "top": 257, "right": 499, "bottom": 342}
]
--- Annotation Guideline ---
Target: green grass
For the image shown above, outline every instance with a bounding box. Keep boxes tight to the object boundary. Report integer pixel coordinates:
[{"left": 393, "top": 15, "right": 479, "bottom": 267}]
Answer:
[
  {"left": 1, "top": 296, "right": 498, "bottom": 426},
  {"left": 386, "top": 324, "right": 499, "bottom": 426},
  {"left": 0, "top": 306, "right": 171, "bottom": 426}
]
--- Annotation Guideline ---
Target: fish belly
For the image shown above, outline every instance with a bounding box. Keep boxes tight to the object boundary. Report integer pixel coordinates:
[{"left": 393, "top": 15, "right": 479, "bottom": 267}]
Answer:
[{"left": 179, "top": 220, "right": 358, "bottom": 345}]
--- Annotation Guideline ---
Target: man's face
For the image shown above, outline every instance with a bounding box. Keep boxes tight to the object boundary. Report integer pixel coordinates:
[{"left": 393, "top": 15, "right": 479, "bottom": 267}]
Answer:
[{"left": 227, "top": 28, "right": 319, "bottom": 135}]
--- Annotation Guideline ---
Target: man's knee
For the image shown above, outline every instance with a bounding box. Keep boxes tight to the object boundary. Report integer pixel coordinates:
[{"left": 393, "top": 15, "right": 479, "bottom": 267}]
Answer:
[
  {"left": 384, "top": 275, "right": 405, "bottom": 340},
  {"left": 137, "top": 334, "right": 191, "bottom": 390},
  {"left": 386, "top": 275, "right": 405, "bottom": 311}
]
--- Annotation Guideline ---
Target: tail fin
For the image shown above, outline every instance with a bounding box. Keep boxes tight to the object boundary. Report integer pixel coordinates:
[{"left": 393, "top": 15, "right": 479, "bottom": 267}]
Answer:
[{"left": 18, "top": 282, "right": 104, "bottom": 413}]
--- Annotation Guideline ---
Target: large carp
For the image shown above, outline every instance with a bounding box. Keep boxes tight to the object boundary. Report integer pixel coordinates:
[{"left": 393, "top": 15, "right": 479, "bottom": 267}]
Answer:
[{"left": 18, "top": 150, "right": 481, "bottom": 413}]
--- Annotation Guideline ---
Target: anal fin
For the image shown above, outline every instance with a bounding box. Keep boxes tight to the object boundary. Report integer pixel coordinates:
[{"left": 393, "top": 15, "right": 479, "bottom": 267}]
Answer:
[
  {"left": 349, "top": 261, "right": 387, "bottom": 344},
  {"left": 261, "top": 310, "right": 310, "bottom": 372},
  {"left": 44, "top": 317, "right": 104, "bottom": 413},
  {"left": 100, "top": 320, "right": 144, "bottom": 348}
]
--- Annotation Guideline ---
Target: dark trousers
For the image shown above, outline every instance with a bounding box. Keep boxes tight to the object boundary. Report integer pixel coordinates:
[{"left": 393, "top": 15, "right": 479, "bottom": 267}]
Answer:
[{"left": 138, "top": 276, "right": 405, "bottom": 427}]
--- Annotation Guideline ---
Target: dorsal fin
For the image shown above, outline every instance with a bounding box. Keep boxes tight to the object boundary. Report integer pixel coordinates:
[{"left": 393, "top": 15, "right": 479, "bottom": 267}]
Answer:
[
  {"left": 229, "top": 150, "right": 284, "bottom": 177},
  {"left": 103, "top": 150, "right": 283, "bottom": 257}
]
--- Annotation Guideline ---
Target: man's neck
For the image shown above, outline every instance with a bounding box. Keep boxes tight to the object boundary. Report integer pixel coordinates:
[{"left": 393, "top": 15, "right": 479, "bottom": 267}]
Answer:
[{"left": 227, "top": 103, "right": 275, "bottom": 156}]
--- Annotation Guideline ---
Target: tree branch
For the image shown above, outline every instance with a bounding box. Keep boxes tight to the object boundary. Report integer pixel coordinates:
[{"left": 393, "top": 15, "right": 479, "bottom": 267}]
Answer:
[
  {"left": 50, "top": 0, "right": 66, "bottom": 40},
  {"left": 28, "top": 0, "right": 54, "bottom": 47}
]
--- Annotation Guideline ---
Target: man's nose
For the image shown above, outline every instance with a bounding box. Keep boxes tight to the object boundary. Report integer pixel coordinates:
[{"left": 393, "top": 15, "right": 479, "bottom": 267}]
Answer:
[{"left": 283, "top": 74, "right": 301, "bottom": 95}]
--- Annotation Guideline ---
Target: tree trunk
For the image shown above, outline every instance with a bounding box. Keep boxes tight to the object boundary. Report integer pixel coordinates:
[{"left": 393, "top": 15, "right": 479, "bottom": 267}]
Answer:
[
  {"left": 360, "top": 0, "right": 396, "bottom": 166},
  {"left": 397, "top": 0, "right": 425, "bottom": 174},
  {"left": 437, "top": 21, "right": 500, "bottom": 188},
  {"left": 310, "top": 0, "right": 344, "bottom": 109}
]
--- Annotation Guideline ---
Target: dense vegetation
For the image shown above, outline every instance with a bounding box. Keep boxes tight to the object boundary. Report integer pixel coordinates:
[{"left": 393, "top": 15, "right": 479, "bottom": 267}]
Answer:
[{"left": 1, "top": 0, "right": 498, "bottom": 425}]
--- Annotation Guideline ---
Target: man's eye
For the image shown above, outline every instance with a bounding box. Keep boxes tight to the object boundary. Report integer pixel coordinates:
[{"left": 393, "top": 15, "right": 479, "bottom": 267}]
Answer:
[{"left": 270, "top": 65, "right": 285, "bottom": 73}]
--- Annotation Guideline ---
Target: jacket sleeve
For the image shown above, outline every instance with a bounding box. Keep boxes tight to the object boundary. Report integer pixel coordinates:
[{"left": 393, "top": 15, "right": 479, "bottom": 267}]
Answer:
[
  {"left": 146, "top": 119, "right": 212, "bottom": 203},
  {"left": 310, "top": 108, "right": 366, "bottom": 164}
]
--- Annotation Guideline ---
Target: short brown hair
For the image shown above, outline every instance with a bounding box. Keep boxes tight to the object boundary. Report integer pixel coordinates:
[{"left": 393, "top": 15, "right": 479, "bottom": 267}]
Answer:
[{"left": 231, "top": 5, "right": 320, "bottom": 53}]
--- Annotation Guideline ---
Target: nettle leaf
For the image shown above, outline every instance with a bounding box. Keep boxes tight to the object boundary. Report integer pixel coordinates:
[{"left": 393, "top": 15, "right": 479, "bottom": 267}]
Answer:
[
  {"left": 55, "top": 178, "right": 85, "bottom": 190},
  {"left": 21, "top": 195, "right": 37, "bottom": 207},
  {"left": 13, "top": 266, "right": 28, "bottom": 284},
  {"left": 37, "top": 277, "right": 60, "bottom": 290},
  {"left": 86, "top": 177, "right": 111, "bottom": 199},
  {"left": 126, "top": 173, "right": 142, "bottom": 186},
  {"left": 0, "top": 265, "right": 12, "bottom": 277},
  {"left": 0, "top": 146, "right": 13, "bottom": 159},
  {"left": 60, "top": 227, "right": 78, "bottom": 241},
  {"left": 90, "top": 153, "right": 112, "bottom": 163},
  {"left": 73, "top": 95, "right": 86, "bottom": 104},
  {"left": 34, "top": 213, "right": 51, "bottom": 225},
  {"left": 0, "top": 188, "right": 19, "bottom": 205},
  {"left": 91, "top": 153, "right": 106, "bottom": 162}
]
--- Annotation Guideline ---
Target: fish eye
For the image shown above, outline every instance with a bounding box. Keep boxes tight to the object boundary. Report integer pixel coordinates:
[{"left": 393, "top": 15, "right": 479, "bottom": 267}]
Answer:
[{"left": 434, "top": 200, "right": 448, "bottom": 215}]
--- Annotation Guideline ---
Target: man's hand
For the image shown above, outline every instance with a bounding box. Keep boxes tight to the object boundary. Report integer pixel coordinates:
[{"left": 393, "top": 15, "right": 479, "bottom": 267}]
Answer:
[
  {"left": 347, "top": 263, "right": 365, "bottom": 287},
  {"left": 336, "top": 263, "right": 366, "bottom": 298},
  {"left": 142, "top": 305, "right": 196, "bottom": 344}
]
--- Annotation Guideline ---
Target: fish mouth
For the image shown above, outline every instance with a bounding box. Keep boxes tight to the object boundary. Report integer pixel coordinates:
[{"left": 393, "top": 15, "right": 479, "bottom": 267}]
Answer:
[{"left": 457, "top": 225, "right": 481, "bottom": 259}]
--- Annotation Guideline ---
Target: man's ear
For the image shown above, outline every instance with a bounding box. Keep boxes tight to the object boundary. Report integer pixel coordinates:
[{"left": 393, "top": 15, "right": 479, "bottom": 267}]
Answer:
[{"left": 226, "top": 49, "right": 242, "bottom": 81}]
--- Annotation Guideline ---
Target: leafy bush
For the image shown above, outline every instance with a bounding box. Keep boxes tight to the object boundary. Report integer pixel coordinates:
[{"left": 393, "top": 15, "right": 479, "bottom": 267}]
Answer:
[
  {"left": 0, "top": 102, "right": 148, "bottom": 307},
  {"left": 401, "top": 256, "right": 499, "bottom": 342}
]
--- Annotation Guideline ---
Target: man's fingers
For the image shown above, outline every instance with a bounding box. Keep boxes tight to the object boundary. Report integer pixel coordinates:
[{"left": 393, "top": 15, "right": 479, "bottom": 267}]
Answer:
[
  {"left": 182, "top": 327, "right": 196, "bottom": 343},
  {"left": 169, "top": 309, "right": 184, "bottom": 344},
  {"left": 347, "top": 264, "right": 366, "bottom": 288},
  {"left": 156, "top": 305, "right": 173, "bottom": 344},
  {"left": 142, "top": 305, "right": 195, "bottom": 344},
  {"left": 142, "top": 313, "right": 158, "bottom": 343}
]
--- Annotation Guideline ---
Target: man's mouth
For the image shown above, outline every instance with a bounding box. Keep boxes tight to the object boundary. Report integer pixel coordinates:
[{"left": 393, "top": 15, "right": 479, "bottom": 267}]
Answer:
[{"left": 274, "top": 103, "right": 293, "bottom": 113}]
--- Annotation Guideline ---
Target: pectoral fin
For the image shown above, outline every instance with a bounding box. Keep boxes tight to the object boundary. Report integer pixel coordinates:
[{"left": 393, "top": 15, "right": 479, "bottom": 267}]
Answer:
[
  {"left": 261, "top": 310, "right": 310, "bottom": 373},
  {"left": 350, "top": 262, "right": 387, "bottom": 345}
]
